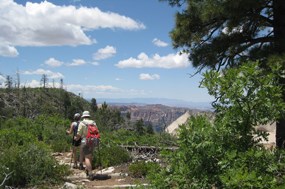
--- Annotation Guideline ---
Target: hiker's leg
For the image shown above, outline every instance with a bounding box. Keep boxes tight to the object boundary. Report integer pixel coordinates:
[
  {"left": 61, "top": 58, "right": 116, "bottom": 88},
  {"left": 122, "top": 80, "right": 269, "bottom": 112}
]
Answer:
[
  {"left": 80, "top": 145, "right": 84, "bottom": 165},
  {"left": 73, "top": 147, "right": 78, "bottom": 166},
  {"left": 79, "top": 145, "right": 85, "bottom": 170},
  {"left": 85, "top": 154, "right": 92, "bottom": 171}
]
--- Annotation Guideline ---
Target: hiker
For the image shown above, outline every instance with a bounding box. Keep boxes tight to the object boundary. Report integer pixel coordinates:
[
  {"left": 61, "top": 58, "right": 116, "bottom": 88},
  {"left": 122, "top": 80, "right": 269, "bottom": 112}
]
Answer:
[
  {"left": 75, "top": 110, "right": 99, "bottom": 180},
  {"left": 66, "top": 113, "right": 84, "bottom": 170}
]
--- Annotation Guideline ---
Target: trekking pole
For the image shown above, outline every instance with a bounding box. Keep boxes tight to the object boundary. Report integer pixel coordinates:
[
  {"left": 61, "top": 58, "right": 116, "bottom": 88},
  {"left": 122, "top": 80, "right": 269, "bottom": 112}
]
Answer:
[
  {"left": 70, "top": 148, "right": 73, "bottom": 168},
  {"left": 98, "top": 142, "right": 102, "bottom": 174}
]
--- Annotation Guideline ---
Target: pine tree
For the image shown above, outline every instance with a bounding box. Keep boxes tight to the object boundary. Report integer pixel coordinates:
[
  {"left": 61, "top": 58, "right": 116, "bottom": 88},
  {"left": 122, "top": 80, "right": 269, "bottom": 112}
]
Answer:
[{"left": 163, "top": 0, "right": 285, "bottom": 148}]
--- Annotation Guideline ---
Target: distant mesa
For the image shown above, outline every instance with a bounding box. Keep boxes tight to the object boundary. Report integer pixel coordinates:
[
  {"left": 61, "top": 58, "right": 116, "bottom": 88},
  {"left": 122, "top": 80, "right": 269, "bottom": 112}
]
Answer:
[
  {"left": 95, "top": 97, "right": 212, "bottom": 110},
  {"left": 165, "top": 111, "right": 191, "bottom": 135}
]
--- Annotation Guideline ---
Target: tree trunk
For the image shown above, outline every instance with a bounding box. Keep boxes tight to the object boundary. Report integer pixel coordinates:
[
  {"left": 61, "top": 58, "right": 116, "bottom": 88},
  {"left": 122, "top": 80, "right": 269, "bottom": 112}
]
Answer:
[{"left": 273, "top": 0, "right": 285, "bottom": 148}]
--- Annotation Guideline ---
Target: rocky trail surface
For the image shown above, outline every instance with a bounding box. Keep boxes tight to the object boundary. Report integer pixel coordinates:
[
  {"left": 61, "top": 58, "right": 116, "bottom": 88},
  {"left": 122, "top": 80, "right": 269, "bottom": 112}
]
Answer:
[{"left": 53, "top": 152, "right": 148, "bottom": 189}]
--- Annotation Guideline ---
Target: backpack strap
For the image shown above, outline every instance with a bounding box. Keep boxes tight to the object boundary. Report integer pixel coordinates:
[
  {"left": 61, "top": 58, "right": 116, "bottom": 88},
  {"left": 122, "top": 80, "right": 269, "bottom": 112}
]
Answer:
[{"left": 73, "top": 121, "right": 80, "bottom": 137}]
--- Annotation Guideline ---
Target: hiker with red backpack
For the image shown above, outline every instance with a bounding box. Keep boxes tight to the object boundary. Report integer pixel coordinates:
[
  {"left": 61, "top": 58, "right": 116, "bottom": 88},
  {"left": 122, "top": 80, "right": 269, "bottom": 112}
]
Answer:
[
  {"left": 74, "top": 111, "right": 100, "bottom": 180},
  {"left": 66, "top": 113, "right": 84, "bottom": 170}
]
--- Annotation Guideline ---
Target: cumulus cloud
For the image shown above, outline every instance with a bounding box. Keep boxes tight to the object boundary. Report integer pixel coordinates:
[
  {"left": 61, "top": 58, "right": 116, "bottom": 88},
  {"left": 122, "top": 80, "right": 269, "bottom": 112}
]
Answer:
[
  {"left": 45, "top": 58, "right": 64, "bottom": 67},
  {"left": 116, "top": 52, "right": 190, "bottom": 69},
  {"left": 152, "top": 38, "right": 168, "bottom": 47},
  {"left": 0, "top": 44, "right": 19, "bottom": 57},
  {"left": 139, "top": 73, "right": 160, "bottom": 80},
  {"left": 68, "top": 59, "right": 86, "bottom": 66},
  {"left": 22, "top": 69, "right": 64, "bottom": 79},
  {"left": 20, "top": 79, "right": 62, "bottom": 88},
  {"left": 0, "top": 0, "right": 145, "bottom": 57},
  {"left": 66, "top": 83, "right": 147, "bottom": 98},
  {"left": 93, "top": 45, "right": 117, "bottom": 60}
]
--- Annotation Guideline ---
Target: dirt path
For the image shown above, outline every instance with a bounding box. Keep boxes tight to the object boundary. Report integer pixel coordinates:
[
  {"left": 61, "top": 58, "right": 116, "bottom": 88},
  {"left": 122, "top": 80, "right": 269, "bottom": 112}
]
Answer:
[{"left": 53, "top": 152, "right": 148, "bottom": 189}]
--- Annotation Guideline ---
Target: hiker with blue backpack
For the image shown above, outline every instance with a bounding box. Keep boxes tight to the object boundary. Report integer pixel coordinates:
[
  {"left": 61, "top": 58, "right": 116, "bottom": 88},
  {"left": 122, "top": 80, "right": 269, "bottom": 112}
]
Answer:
[
  {"left": 74, "top": 110, "right": 100, "bottom": 181},
  {"left": 66, "top": 113, "right": 84, "bottom": 170}
]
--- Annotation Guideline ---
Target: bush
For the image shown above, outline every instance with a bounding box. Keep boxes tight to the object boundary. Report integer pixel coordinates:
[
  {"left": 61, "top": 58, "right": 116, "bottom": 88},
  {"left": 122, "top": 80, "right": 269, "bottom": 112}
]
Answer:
[
  {"left": 148, "top": 61, "right": 285, "bottom": 188},
  {"left": 219, "top": 149, "right": 285, "bottom": 189},
  {"left": 129, "top": 161, "right": 159, "bottom": 178},
  {"left": 93, "top": 144, "right": 131, "bottom": 168},
  {"left": 0, "top": 115, "right": 71, "bottom": 152},
  {"left": 0, "top": 142, "right": 70, "bottom": 187},
  {"left": 0, "top": 129, "right": 37, "bottom": 150}
]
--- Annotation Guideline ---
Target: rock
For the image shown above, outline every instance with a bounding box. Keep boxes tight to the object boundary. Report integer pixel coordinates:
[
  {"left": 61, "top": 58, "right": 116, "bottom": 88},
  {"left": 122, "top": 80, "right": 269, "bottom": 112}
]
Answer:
[
  {"left": 96, "top": 167, "right": 115, "bottom": 174},
  {"left": 62, "top": 182, "right": 78, "bottom": 189}
]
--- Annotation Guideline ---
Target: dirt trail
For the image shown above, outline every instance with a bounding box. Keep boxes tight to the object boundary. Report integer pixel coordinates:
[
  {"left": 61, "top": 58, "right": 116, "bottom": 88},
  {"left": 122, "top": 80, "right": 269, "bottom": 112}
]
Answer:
[{"left": 53, "top": 152, "right": 147, "bottom": 189}]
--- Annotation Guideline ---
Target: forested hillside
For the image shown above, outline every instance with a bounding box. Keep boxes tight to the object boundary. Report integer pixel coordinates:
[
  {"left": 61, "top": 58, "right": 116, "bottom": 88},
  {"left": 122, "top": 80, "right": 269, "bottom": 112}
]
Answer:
[{"left": 0, "top": 87, "right": 92, "bottom": 120}]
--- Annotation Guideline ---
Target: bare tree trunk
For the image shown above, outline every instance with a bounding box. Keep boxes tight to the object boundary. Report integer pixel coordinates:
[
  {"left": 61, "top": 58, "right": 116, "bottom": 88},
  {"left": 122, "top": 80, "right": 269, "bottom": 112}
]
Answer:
[{"left": 273, "top": 0, "right": 285, "bottom": 148}]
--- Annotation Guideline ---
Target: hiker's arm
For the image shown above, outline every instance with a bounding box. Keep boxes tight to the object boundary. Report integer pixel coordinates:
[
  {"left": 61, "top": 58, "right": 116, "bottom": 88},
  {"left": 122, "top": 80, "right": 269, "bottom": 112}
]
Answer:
[
  {"left": 66, "top": 123, "right": 74, "bottom": 135},
  {"left": 74, "top": 123, "right": 83, "bottom": 141}
]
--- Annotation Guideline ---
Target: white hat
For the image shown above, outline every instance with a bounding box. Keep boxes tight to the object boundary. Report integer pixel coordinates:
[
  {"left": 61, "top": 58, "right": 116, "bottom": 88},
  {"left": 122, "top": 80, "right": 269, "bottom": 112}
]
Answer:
[{"left": 82, "top": 111, "right": 90, "bottom": 118}]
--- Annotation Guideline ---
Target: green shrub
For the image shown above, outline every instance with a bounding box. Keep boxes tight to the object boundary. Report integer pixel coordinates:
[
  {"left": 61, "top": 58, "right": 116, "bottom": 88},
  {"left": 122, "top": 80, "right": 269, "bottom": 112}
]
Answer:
[
  {"left": 0, "top": 129, "right": 37, "bottom": 150},
  {"left": 0, "top": 142, "right": 70, "bottom": 187},
  {"left": 148, "top": 61, "right": 285, "bottom": 188},
  {"left": 93, "top": 144, "right": 131, "bottom": 168},
  {"left": 129, "top": 161, "right": 159, "bottom": 178},
  {"left": 0, "top": 115, "right": 71, "bottom": 152},
  {"left": 219, "top": 149, "right": 285, "bottom": 189}
]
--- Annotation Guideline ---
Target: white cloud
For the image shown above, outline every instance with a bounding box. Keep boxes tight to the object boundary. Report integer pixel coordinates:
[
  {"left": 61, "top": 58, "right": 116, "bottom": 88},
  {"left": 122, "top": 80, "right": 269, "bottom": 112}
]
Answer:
[
  {"left": 68, "top": 59, "right": 86, "bottom": 66},
  {"left": 139, "top": 73, "right": 160, "bottom": 80},
  {"left": 0, "top": 0, "right": 145, "bottom": 57},
  {"left": 91, "top": 61, "right": 100, "bottom": 66},
  {"left": 25, "top": 80, "right": 41, "bottom": 88},
  {"left": 152, "top": 38, "right": 168, "bottom": 47},
  {"left": 45, "top": 58, "right": 64, "bottom": 67},
  {"left": 93, "top": 45, "right": 117, "bottom": 60},
  {"left": 116, "top": 52, "right": 190, "bottom": 69},
  {"left": 0, "top": 75, "right": 5, "bottom": 87},
  {"left": 22, "top": 69, "right": 64, "bottom": 79},
  {"left": 67, "top": 84, "right": 120, "bottom": 97},
  {"left": 66, "top": 83, "right": 147, "bottom": 98},
  {"left": 0, "top": 44, "right": 19, "bottom": 57},
  {"left": 20, "top": 79, "right": 62, "bottom": 88}
]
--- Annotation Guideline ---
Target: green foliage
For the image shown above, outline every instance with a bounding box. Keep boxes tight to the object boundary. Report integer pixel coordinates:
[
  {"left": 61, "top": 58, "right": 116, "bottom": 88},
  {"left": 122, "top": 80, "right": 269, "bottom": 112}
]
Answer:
[
  {"left": 149, "top": 61, "right": 285, "bottom": 188},
  {"left": 202, "top": 61, "right": 285, "bottom": 149},
  {"left": 0, "top": 115, "right": 71, "bottom": 152},
  {"left": 129, "top": 161, "right": 159, "bottom": 178},
  {"left": 135, "top": 119, "right": 145, "bottom": 135},
  {"left": 0, "top": 142, "right": 69, "bottom": 187},
  {"left": 149, "top": 115, "right": 220, "bottom": 188},
  {"left": 219, "top": 149, "right": 285, "bottom": 189},
  {"left": 93, "top": 144, "right": 131, "bottom": 168},
  {"left": 103, "top": 128, "right": 177, "bottom": 147},
  {"left": 0, "top": 129, "right": 37, "bottom": 150},
  {"left": 95, "top": 103, "right": 124, "bottom": 131},
  {"left": 91, "top": 98, "right": 98, "bottom": 112},
  {"left": 163, "top": 0, "right": 282, "bottom": 68},
  {"left": 0, "top": 116, "right": 71, "bottom": 188},
  {"left": 0, "top": 87, "right": 91, "bottom": 120}
]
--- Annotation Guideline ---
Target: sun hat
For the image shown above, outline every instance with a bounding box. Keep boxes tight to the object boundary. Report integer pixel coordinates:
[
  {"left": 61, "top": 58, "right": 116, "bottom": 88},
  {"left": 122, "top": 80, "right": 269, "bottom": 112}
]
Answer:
[
  {"left": 74, "top": 113, "right": 81, "bottom": 120},
  {"left": 82, "top": 111, "right": 90, "bottom": 118}
]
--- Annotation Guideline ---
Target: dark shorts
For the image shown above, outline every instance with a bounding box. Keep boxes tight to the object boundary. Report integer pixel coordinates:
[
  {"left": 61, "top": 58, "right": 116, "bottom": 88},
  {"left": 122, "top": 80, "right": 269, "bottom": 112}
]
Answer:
[
  {"left": 72, "top": 139, "right": 81, "bottom": 147},
  {"left": 82, "top": 144, "right": 94, "bottom": 155}
]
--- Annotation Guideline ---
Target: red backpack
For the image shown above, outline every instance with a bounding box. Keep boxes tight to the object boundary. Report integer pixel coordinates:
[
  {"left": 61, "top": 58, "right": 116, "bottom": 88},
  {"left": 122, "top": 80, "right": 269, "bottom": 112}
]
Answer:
[{"left": 86, "top": 122, "right": 100, "bottom": 147}]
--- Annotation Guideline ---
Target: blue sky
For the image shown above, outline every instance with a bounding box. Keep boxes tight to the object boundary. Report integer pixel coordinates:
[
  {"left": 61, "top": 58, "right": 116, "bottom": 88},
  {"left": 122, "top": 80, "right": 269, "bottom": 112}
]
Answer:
[{"left": 0, "top": 0, "right": 213, "bottom": 103}]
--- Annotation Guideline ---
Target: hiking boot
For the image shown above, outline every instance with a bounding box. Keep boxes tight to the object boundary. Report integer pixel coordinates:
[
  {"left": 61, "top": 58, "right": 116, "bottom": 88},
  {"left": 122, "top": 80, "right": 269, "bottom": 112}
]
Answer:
[
  {"left": 88, "top": 173, "right": 95, "bottom": 181},
  {"left": 79, "top": 163, "right": 85, "bottom": 170}
]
